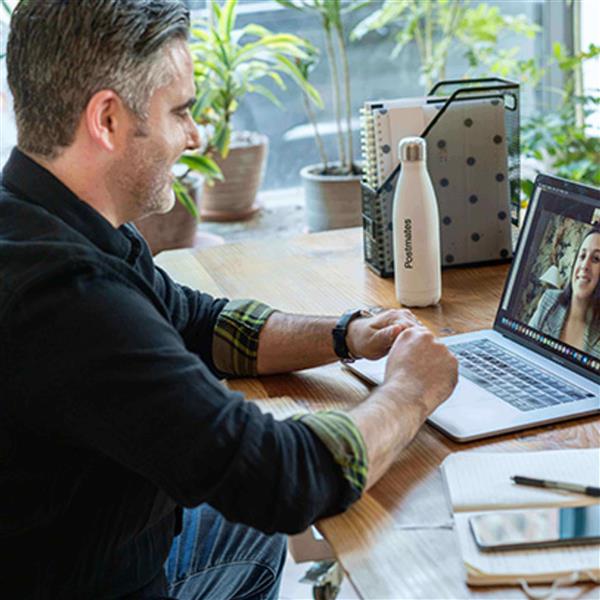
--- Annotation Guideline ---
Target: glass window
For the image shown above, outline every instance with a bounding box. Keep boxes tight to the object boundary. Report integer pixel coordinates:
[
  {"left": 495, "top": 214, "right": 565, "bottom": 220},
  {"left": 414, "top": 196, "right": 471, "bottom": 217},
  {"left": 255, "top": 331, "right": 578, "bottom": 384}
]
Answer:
[
  {"left": 0, "top": 0, "right": 576, "bottom": 183},
  {"left": 189, "top": 0, "right": 547, "bottom": 190},
  {"left": 581, "top": 0, "right": 600, "bottom": 135}
]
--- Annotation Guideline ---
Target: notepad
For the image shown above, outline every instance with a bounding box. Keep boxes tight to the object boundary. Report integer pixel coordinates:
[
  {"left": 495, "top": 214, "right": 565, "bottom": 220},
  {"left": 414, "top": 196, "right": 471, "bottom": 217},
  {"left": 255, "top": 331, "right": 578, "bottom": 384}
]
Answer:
[{"left": 441, "top": 448, "right": 600, "bottom": 586}]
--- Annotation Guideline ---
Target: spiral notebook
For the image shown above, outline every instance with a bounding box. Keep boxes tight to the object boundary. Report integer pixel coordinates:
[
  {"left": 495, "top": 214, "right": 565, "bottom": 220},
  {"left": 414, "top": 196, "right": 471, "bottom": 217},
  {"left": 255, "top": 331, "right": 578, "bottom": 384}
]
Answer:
[{"left": 360, "top": 97, "right": 435, "bottom": 189}]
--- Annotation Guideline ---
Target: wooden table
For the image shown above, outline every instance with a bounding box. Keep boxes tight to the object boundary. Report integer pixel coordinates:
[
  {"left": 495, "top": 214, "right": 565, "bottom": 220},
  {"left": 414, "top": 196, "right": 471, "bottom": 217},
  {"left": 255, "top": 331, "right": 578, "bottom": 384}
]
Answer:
[{"left": 156, "top": 227, "right": 599, "bottom": 599}]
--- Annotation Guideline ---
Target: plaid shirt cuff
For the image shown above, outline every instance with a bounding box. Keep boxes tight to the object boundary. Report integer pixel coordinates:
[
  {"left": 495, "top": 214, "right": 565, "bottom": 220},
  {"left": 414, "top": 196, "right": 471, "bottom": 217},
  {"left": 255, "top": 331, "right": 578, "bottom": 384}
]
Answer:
[
  {"left": 212, "top": 299, "right": 276, "bottom": 376},
  {"left": 294, "top": 411, "right": 368, "bottom": 495}
]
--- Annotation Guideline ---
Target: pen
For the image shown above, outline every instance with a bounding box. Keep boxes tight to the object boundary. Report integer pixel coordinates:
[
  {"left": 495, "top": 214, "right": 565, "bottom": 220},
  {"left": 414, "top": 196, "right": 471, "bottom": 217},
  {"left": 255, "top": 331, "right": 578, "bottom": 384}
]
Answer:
[{"left": 511, "top": 475, "right": 600, "bottom": 497}]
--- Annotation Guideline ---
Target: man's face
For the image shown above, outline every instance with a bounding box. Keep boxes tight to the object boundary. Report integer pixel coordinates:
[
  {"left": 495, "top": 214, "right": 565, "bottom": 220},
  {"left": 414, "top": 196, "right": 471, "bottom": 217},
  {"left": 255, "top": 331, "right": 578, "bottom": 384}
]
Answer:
[
  {"left": 111, "top": 39, "right": 200, "bottom": 221},
  {"left": 571, "top": 232, "right": 600, "bottom": 302}
]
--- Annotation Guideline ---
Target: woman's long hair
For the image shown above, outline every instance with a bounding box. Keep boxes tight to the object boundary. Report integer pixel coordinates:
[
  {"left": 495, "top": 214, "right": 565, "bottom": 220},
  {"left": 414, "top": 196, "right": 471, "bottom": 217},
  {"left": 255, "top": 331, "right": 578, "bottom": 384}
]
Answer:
[{"left": 540, "top": 223, "right": 600, "bottom": 336}]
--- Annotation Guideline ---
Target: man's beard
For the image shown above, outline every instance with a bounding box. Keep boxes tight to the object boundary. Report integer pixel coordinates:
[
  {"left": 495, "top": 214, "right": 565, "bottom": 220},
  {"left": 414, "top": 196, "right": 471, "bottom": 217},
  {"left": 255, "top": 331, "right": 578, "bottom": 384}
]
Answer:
[{"left": 111, "top": 138, "right": 176, "bottom": 222}]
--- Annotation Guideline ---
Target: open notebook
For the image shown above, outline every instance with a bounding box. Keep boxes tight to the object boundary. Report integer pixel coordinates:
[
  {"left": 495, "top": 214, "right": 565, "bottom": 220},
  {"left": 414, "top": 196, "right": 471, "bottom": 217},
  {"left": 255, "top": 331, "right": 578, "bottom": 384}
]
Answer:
[{"left": 441, "top": 448, "right": 600, "bottom": 586}]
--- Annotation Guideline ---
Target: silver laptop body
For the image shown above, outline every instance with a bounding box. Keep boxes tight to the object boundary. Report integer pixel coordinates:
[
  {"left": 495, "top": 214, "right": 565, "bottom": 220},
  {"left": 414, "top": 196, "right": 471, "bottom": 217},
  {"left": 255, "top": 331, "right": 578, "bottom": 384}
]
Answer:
[{"left": 348, "top": 174, "right": 600, "bottom": 441}]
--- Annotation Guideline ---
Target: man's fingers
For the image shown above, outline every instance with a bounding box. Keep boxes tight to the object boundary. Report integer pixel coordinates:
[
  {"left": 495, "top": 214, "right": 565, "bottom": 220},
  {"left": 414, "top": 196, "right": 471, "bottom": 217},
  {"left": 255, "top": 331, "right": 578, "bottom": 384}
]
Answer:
[
  {"left": 378, "top": 323, "right": 407, "bottom": 346},
  {"left": 373, "top": 309, "right": 420, "bottom": 329}
]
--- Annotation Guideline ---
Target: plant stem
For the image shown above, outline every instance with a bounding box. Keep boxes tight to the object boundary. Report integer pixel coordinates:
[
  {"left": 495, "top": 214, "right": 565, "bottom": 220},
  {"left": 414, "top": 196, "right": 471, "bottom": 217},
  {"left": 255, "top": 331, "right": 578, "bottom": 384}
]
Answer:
[
  {"left": 335, "top": 22, "right": 354, "bottom": 173},
  {"left": 208, "top": 0, "right": 216, "bottom": 29},
  {"left": 410, "top": 2, "right": 427, "bottom": 91},
  {"left": 436, "top": 0, "right": 464, "bottom": 89},
  {"left": 572, "top": 0, "right": 584, "bottom": 128},
  {"left": 323, "top": 15, "right": 347, "bottom": 171},
  {"left": 425, "top": 0, "right": 433, "bottom": 88},
  {"left": 302, "top": 90, "right": 329, "bottom": 169}
]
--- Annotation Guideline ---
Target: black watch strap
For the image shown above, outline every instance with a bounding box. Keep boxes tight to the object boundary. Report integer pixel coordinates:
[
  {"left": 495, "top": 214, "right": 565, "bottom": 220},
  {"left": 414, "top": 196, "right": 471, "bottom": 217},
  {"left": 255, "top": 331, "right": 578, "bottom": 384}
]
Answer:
[{"left": 332, "top": 308, "right": 369, "bottom": 362}]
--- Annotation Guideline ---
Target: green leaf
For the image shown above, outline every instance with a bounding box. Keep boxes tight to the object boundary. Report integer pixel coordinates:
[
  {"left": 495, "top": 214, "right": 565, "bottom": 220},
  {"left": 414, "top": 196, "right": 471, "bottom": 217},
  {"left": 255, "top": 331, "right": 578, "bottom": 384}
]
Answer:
[
  {"left": 552, "top": 41, "right": 565, "bottom": 60},
  {"left": 178, "top": 154, "right": 223, "bottom": 181},
  {"left": 274, "top": 53, "right": 323, "bottom": 107},
  {"left": 267, "top": 70, "right": 286, "bottom": 89},
  {"left": 273, "top": 0, "right": 301, "bottom": 10},
  {"left": 190, "top": 27, "right": 211, "bottom": 43},
  {"left": 240, "top": 23, "right": 272, "bottom": 38},
  {"left": 247, "top": 83, "right": 284, "bottom": 108},
  {"left": 351, "top": 0, "right": 410, "bottom": 40},
  {"left": 342, "top": 0, "right": 371, "bottom": 16},
  {"left": 191, "top": 90, "right": 216, "bottom": 121},
  {"left": 521, "top": 178, "right": 535, "bottom": 199},
  {"left": 196, "top": 54, "right": 229, "bottom": 80},
  {"left": 213, "top": 122, "right": 231, "bottom": 157},
  {"left": 220, "top": 0, "right": 237, "bottom": 42},
  {"left": 173, "top": 179, "right": 199, "bottom": 218},
  {"left": 212, "top": 2, "right": 222, "bottom": 23},
  {"left": 234, "top": 34, "right": 311, "bottom": 65},
  {"left": 390, "top": 15, "right": 418, "bottom": 59}
]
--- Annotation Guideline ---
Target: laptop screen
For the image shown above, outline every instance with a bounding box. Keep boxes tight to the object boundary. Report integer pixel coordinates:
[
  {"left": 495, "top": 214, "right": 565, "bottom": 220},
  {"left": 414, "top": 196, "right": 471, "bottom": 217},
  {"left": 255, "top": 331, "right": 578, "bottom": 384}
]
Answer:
[{"left": 494, "top": 174, "right": 600, "bottom": 379}]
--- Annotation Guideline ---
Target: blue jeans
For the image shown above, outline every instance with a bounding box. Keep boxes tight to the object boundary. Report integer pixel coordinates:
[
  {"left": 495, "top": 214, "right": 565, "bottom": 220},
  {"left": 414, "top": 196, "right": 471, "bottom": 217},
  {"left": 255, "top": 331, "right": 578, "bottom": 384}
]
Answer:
[{"left": 134, "top": 505, "right": 287, "bottom": 599}]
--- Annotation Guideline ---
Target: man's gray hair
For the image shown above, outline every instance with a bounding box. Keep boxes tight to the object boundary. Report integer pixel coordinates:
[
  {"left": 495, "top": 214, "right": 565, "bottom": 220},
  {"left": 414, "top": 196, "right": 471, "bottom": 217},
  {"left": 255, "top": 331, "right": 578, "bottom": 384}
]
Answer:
[{"left": 7, "top": 0, "right": 190, "bottom": 159}]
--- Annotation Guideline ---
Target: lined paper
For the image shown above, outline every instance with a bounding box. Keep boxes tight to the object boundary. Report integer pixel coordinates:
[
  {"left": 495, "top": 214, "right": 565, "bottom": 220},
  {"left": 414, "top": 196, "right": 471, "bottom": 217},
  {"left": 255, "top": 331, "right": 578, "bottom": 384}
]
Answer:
[{"left": 442, "top": 449, "right": 600, "bottom": 512}]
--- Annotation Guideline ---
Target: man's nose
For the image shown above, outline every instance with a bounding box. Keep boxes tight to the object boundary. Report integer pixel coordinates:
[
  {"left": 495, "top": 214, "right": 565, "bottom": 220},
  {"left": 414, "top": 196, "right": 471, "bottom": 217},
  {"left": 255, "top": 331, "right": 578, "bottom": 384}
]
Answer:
[{"left": 186, "top": 120, "right": 201, "bottom": 151}]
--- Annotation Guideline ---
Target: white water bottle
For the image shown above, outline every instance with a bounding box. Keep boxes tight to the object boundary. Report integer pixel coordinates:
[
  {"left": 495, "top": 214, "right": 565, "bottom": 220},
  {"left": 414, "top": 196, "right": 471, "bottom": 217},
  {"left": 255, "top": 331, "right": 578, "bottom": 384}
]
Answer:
[{"left": 392, "top": 137, "right": 441, "bottom": 307}]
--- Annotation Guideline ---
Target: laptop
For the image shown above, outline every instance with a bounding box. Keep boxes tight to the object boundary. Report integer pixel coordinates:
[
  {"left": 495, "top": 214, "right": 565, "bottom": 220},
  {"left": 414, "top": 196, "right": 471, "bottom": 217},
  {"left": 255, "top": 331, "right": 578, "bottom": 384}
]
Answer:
[{"left": 347, "top": 174, "right": 600, "bottom": 441}]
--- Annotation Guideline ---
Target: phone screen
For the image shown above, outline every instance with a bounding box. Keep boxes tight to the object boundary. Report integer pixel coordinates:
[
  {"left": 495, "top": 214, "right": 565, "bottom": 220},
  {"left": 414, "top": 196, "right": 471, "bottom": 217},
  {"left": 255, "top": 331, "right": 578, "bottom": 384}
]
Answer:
[{"left": 469, "top": 505, "right": 600, "bottom": 551}]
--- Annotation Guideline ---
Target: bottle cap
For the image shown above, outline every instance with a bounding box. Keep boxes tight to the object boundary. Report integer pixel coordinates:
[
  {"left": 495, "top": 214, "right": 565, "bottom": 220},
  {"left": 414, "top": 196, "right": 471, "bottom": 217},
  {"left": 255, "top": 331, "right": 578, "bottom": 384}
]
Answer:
[{"left": 398, "top": 137, "right": 426, "bottom": 162}]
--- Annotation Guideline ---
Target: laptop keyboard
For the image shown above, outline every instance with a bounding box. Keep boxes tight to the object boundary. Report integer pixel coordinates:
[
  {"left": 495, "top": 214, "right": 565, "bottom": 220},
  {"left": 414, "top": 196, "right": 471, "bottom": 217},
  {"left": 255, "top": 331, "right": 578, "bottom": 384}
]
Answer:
[{"left": 448, "top": 339, "right": 595, "bottom": 412}]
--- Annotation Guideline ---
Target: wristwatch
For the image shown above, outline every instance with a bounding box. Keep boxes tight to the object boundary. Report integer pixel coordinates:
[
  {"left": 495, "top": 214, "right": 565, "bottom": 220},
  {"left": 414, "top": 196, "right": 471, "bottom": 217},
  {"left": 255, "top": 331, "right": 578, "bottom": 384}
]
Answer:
[{"left": 332, "top": 308, "right": 372, "bottom": 363}]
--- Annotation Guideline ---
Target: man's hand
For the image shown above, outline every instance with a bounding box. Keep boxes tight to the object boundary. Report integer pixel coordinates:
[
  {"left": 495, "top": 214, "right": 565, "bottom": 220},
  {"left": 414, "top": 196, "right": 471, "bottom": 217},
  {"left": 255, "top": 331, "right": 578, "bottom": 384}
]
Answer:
[
  {"left": 346, "top": 309, "right": 420, "bottom": 360},
  {"left": 384, "top": 325, "right": 458, "bottom": 414},
  {"left": 350, "top": 325, "right": 458, "bottom": 489}
]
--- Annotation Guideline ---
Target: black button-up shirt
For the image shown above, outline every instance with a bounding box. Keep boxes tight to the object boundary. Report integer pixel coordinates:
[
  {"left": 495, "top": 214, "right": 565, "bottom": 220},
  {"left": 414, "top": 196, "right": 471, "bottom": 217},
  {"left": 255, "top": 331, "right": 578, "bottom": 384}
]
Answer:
[{"left": 0, "top": 149, "right": 356, "bottom": 598}]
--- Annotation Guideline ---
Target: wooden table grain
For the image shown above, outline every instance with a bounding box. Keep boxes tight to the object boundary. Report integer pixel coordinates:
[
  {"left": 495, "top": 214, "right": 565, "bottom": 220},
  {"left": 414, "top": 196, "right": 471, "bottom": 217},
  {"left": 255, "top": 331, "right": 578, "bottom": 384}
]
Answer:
[{"left": 156, "top": 227, "right": 599, "bottom": 599}]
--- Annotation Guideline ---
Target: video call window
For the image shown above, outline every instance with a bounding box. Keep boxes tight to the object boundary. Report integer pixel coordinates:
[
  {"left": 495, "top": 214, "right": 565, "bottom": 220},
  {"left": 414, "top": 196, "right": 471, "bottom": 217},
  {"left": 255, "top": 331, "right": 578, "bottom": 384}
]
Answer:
[{"left": 498, "top": 183, "right": 600, "bottom": 367}]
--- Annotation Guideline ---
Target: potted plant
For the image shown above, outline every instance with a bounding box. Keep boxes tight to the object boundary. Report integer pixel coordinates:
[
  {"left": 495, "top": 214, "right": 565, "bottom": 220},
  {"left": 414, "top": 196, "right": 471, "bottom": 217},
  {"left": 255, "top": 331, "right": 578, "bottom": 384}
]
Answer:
[
  {"left": 189, "top": 0, "right": 321, "bottom": 222},
  {"left": 276, "top": 0, "right": 365, "bottom": 232}
]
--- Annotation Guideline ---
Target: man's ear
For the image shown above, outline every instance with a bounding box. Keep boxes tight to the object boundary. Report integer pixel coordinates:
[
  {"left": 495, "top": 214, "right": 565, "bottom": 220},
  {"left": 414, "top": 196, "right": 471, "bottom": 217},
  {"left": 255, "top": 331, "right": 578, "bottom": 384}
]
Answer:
[{"left": 84, "top": 90, "right": 127, "bottom": 152}]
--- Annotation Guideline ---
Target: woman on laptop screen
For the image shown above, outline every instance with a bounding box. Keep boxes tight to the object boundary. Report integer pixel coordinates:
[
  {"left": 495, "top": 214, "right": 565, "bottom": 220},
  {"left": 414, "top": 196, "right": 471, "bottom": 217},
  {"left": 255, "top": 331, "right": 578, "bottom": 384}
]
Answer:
[{"left": 528, "top": 224, "right": 600, "bottom": 356}]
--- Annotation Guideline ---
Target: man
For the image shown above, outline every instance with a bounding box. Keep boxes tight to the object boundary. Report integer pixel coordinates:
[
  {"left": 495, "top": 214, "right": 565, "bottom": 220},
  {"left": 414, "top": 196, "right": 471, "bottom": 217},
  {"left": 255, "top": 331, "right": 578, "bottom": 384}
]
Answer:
[{"left": 0, "top": 1, "right": 457, "bottom": 598}]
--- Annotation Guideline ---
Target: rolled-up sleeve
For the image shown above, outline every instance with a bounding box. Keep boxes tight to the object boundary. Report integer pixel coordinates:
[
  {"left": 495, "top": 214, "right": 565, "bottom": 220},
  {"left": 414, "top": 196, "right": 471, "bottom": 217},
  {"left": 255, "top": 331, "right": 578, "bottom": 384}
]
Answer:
[
  {"left": 152, "top": 267, "right": 274, "bottom": 378},
  {"left": 294, "top": 411, "right": 368, "bottom": 496},
  {"left": 212, "top": 299, "right": 276, "bottom": 376}
]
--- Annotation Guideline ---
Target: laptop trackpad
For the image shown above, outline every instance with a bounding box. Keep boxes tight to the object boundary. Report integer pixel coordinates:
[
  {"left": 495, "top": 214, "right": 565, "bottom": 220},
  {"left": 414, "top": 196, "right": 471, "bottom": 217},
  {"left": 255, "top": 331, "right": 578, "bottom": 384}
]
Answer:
[{"left": 430, "top": 376, "right": 517, "bottom": 439}]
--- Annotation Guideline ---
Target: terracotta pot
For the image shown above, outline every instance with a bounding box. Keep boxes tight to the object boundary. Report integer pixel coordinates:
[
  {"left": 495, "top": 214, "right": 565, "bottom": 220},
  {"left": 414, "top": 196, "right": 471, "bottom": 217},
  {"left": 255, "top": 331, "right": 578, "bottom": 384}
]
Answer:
[
  {"left": 134, "top": 179, "right": 201, "bottom": 256},
  {"left": 201, "top": 132, "right": 268, "bottom": 222},
  {"left": 300, "top": 163, "right": 363, "bottom": 232}
]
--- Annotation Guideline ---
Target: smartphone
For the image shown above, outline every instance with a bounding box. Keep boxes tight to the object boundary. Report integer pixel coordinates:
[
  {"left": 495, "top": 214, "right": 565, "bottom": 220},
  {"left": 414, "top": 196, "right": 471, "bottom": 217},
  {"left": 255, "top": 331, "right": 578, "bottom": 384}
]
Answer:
[{"left": 469, "top": 505, "right": 600, "bottom": 551}]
